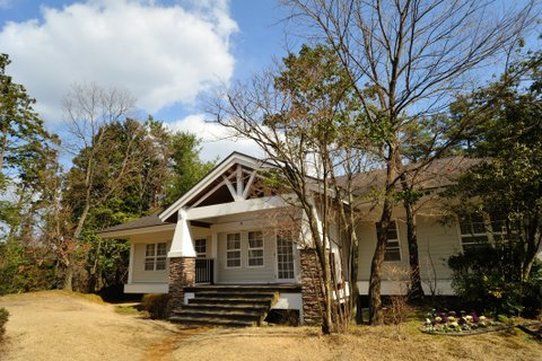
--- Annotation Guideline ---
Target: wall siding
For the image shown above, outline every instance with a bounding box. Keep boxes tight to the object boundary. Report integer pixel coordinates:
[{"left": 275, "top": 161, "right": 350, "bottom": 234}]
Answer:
[
  {"left": 357, "top": 215, "right": 461, "bottom": 291},
  {"left": 132, "top": 241, "right": 171, "bottom": 283},
  {"left": 216, "top": 229, "right": 277, "bottom": 283}
]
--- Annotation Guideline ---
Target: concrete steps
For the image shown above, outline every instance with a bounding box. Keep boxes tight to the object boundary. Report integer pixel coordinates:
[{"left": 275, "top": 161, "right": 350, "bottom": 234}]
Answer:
[{"left": 169, "top": 285, "right": 282, "bottom": 327}]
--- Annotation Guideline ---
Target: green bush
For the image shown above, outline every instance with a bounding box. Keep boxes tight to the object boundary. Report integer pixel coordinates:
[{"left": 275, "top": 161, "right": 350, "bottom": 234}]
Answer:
[
  {"left": 0, "top": 307, "right": 9, "bottom": 340},
  {"left": 141, "top": 294, "right": 170, "bottom": 319},
  {"left": 448, "top": 244, "right": 542, "bottom": 316}
]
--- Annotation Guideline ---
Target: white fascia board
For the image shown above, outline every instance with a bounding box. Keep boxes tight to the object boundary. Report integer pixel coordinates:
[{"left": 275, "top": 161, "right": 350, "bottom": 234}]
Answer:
[
  {"left": 185, "top": 195, "right": 292, "bottom": 220},
  {"left": 98, "top": 224, "right": 176, "bottom": 239},
  {"left": 159, "top": 153, "right": 271, "bottom": 221}
]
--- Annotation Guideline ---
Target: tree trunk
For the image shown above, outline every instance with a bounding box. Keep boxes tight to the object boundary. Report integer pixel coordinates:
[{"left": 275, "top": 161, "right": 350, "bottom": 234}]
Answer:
[
  {"left": 368, "top": 146, "right": 397, "bottom": 325},
  {"left": 403, "top": 195, "right": 424, "bottom": 302},
  {"left": 398, "top": 170, "right": 424, "bottom": 302},
  {"left": 63, "top": 264, "right": 74, "bottom": 291},
  {"left": 368, "top": 198, "right": 393, "bottom": 325}
]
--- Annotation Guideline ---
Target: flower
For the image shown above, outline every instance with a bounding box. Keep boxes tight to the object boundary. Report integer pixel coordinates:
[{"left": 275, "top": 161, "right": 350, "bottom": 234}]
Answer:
[
  {"left": 448, "top": 316, "right": 456, "bottom": 322},
  {"left": 479, "top": 316, "right": 487, "bottom": 321},
  {"left": 425, "top": 318, "right": 432, "bottom": 325},
  {"left": 435, "top": 316, "right": 442, "bottom": 323},
  {"left": 465, "top": 315, "right": 473, "bottom": 322}
]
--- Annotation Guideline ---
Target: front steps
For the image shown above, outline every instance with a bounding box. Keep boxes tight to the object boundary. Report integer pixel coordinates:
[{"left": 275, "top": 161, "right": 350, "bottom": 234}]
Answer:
[{"left": 169, "top": 284, "right": 299, "bottom": 327}]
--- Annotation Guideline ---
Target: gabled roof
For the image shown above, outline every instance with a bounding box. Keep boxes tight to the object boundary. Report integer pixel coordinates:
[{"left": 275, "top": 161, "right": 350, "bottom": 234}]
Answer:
[
  {"left": 97, "top": 214, "right": 166, "bottom": 235},
  {"left": 338, "top": 156, "right": 481, "bottom": 196},
  {"left": 158, "top": 151, "right": 274, "bottom": 222}
]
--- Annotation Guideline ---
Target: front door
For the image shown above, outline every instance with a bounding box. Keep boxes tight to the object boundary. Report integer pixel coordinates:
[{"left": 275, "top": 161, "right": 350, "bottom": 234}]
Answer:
[{"left": 276, "top": 233, "right": 295, "bottom": 281}]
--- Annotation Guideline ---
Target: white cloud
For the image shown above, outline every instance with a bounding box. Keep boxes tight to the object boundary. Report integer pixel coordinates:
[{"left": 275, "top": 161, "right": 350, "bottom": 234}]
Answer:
[
  {"left": 0, "top": 0, "right": 237, "bottom": 120},
  {"left": 168, "top": 114, "right": 262, "bottom": 162}
]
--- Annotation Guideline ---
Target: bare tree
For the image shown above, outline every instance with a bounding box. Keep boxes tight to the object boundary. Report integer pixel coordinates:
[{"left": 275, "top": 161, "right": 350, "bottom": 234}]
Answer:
[
  {"left": 282, "top": 0, "right": 536, "bottom": 324},
  {"left": 210, "top": 46, "right": 372, "bottom": 331},
  {"left": 62, "top": 83, "right": 136, "bottom": 290}
]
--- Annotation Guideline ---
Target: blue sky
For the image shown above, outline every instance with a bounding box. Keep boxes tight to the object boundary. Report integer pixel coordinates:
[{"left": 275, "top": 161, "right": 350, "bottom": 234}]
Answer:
[
  {"left": 0, "top": 0, "right": 538, "bottom": 163},
  {"left": 0, "top": 0, "right": 289, "bottom": 161}
]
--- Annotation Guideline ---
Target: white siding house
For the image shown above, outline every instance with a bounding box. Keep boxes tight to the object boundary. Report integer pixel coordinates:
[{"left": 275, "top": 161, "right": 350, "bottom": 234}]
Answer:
[{"left": 98, "top": 152, "right": 488, "bottom": 324}]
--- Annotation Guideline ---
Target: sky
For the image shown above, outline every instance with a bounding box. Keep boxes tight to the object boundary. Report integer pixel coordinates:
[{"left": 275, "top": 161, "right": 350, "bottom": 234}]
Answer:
[
  {"left": 0, "top": 0, "right": 539, "bottom": 165},
  {"left": 0, "top": 0, "right": 290, "bottom": 162}
]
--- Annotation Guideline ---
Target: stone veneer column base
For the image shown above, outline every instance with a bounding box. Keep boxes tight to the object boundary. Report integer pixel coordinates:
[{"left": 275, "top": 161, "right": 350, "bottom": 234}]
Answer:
[
  {"left": 167, "top": 257, "right": 195, "bottom": 315},
  {"left": 299, "top": 248, "right": 324, "bottom": 325}
]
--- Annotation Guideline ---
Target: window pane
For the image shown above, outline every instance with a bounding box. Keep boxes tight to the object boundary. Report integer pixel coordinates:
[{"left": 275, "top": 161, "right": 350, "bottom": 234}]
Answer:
[
  {"left": 227, "top": 233, "right": 240, "bottom": 249},
  {"left": 155, "top": 257, "right": 166, "bottom": 270},
  {"left": 195, "top": 239, "right": 207, "bottom": 256},
  {"left": 145, "top": 244, "right": 155, "bottom": 257},
  {"left": 376, "top": 221, "right": 401, "bottom": 261},
  {"left": 156, "top": 243, "right": 167, "bottom": 256},
  {"left": 144, "top": 259, "right": 154, "bottom": 271},
  {"left": 384, "top": 249, "right": 401, "bottom": 261},
  {"left": 227, "top": 258, "right": 241, "bottom": 267},
  {"left": 249, "top": 249, "right": 263, "bottom": 258},
  {"left": 249, "top": 238, "right": 263, "bottom": 248},
  {"left": 249, "top": 257, "right": 264, "bottom": 266}
]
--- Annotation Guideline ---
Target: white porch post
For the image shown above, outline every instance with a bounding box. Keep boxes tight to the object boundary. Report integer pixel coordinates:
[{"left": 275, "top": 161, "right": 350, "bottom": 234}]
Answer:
[
  {"left": 211, "top": 231, "right": 218, "bottom": 283},
  {"left": 128, "top": 242, "right": 135, "bottom": 284},
  {"left": 167, "top": 208, "right": 196, "bottom": 314},
  {"left": 168, "top": 208, "right": 196, "bottom": 258}
]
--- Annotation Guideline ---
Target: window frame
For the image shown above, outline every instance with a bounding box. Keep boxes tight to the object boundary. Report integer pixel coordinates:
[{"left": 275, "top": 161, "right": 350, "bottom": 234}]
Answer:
[
  {"left": 225, "top": 233, "right": 242, "bottom": 269},
  {"left": 247, "top": 231, "right": 264, "bottom": 268},
  {"left": 458, "top": 212, "right": 517, "bottom": 251},
  {"left": 144, "top": 242, "right": 167, "bottom": 271},
  {"left": 375, "top": 220, "right": 402, "bottom": 262},
  {"left": 276, "top": 231, "right": 296, "bottom": 280},
  {"left": 194, "top": 238, "right": 207, "bottom": 258}
]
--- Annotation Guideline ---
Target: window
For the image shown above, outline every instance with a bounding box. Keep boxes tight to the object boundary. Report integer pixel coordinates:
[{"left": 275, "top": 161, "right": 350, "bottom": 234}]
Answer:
[
  {"left": 144, "top": 242, "right": 167, "bottom": 271},
  {"left": 277, "top": 233, "right": 295, "bottom": 279},
  {"left": 226, "top": 233, "right": 241, "bottom": 268},
  {"left": 248, "top": 231, "right": 264, "bottom": 267},
  {"left": 459, "top": 212, "right": 516, "bottom": 251},
  {"left": 195, "top": 238, "right": 207, "bottom": 258},
  {"left": 458, "top": 213, "right": 489, "bottom": 251},
  {"left": 376, "top": 221, "right": 401, "bottom": 261}
]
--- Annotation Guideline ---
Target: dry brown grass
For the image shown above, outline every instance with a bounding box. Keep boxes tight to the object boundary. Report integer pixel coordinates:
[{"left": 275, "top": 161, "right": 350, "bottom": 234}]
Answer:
[
  {"left": 171, "top": 323, "right": 542, "bottom": 361},
  {"left": 0, "top": 290, "right": 181, "bottom": 361},
  {"left": 0, "top": 291, "right": 540, "bottom": 361}
]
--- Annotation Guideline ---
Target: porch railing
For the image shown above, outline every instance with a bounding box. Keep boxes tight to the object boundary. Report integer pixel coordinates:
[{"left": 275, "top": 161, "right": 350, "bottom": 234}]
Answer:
[{"left": 195, "top": 258, "right": 214, "bottom": 284}]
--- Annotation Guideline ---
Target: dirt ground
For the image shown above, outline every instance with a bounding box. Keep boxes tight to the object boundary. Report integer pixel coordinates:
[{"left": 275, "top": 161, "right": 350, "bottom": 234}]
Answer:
[{"left": 1, "top": 291, "right": 541, "bottom": 361}]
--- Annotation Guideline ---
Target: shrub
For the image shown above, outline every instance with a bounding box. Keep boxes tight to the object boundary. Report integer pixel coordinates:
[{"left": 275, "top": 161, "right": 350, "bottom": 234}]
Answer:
[
  {"left": 0, "top": 307, "right": 9, "bottom": 340},
  {"left": 141, "top": 294, "right": 170, "bottom": 319},
  {"left": 448, "top": 244, "right": 542, "bottom": 316}
]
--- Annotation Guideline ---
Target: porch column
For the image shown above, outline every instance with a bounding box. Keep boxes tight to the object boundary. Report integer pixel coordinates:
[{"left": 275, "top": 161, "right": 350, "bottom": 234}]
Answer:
[
  {"left": 167, "top": 208, "right": 196, "bottom": 314},
  {"left": 127, "top": 242, "right": 135, "bottom": 284}
]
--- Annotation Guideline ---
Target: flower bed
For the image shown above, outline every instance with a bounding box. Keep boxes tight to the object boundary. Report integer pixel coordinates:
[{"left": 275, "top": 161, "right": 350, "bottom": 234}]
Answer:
[{"left": 421, "top": 310, "right": 508, "bottom": 336}]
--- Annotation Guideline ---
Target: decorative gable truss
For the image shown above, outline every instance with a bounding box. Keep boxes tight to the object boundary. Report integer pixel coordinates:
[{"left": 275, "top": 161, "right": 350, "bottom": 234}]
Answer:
[{"left": 190, "top": 164, "right": 272, "bottom": 208}]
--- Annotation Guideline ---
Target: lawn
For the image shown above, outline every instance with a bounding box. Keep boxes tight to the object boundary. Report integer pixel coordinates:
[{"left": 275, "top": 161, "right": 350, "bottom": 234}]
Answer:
[{"left": 0, "top": 291, "right": 540, "bottom": 361}]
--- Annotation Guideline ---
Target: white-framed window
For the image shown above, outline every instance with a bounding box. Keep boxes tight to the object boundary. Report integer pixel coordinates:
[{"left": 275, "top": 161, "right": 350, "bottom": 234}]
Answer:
[
  {"left": 458, "top": 212, "right": 516, "bottom": 251},
  {"left": 458, "top": 213, "right": 489, "bottom": 251},
  {"left": 195, "top": 238, "right": 207, "bottom": 258},
  {"left": 247, "top": 231, "right": 264, "bottom": 267},
  {"left": 226, "top": 233, "right": 241, "bottom": 268},
  {"left": 144, "top": 242, "right": 167, "bottom": 271},
  {"left": 276, "top": 232, "right": 295, "bottom": 279},
  {"left": 376, "top": 221, "right": 401, "bottom": 261}
]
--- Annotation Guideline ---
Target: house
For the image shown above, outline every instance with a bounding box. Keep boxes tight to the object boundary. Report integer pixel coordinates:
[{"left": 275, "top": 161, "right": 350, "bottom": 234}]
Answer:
[{"left": 98, "top": 152, "right": 487, "bottom": 326}]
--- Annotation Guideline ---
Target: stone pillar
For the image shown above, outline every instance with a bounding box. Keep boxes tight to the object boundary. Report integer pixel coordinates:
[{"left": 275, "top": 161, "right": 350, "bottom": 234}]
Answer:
[
  {"left": 299, "top": 248, "right": 324, "bottom": 325},
  {"left": 166, "top": 208, "right": 196, "bottom": 314},
  {"left": 167, "top": 257, "right": 195, "bottom": 314}
]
